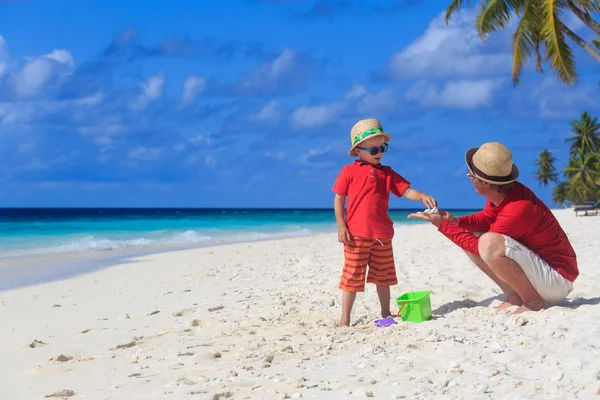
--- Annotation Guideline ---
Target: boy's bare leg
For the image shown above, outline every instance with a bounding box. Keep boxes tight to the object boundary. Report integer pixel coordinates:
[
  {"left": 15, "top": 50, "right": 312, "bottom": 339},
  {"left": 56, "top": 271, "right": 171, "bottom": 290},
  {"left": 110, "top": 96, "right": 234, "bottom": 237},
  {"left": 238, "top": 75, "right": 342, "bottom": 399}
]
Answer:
[
  {"left": 338, "top": 291, "right": 356, "bottom": 327},
  {"left": 376, "top": 285, "right": 393, "bottom": 318},
  {"left": 464, "top": 251, "right": 523, "bottom": 311}
]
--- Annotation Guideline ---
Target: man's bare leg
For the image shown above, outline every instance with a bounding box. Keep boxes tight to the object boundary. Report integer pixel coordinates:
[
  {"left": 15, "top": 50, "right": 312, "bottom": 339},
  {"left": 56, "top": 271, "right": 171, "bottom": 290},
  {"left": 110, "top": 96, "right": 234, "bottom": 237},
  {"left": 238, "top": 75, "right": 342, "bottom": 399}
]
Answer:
[
  {"left": 479, "top": 233, "right": 545, "bottom": 314},
  {"left": 338, "top": 291, "right": 357, "bottom": 327},
  {"left": 376, "top": 285, "right": 393, "bottom": 318},
  {"left": 463, "top": 251, "right": 523, "bottom": 311}
]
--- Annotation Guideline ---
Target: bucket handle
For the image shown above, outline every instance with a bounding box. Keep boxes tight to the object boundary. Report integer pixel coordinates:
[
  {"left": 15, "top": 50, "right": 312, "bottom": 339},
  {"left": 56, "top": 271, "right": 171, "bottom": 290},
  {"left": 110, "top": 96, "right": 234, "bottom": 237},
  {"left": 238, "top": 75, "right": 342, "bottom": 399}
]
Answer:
[{"left": 396, "top": 301, "right": 407, "bottom": 317}]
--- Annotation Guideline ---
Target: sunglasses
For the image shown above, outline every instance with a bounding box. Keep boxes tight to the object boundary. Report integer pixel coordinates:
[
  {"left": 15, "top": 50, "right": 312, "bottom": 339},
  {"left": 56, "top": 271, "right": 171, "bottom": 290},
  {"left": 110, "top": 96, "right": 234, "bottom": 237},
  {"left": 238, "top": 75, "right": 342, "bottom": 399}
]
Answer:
[
  {"left": 357, "top": 142, "right": 388, "bottom": 156},
  {"left": 467, "top": 172, "right": 483, "bottom": 182}
]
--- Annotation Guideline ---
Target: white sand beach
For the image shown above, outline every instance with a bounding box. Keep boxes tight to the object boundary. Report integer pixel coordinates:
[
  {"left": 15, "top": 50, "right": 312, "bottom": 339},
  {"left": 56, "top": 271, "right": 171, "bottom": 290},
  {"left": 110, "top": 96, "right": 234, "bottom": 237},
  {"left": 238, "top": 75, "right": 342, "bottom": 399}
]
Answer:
[{"left": 1, "top": 209, "right": 599, "bottom": 400}]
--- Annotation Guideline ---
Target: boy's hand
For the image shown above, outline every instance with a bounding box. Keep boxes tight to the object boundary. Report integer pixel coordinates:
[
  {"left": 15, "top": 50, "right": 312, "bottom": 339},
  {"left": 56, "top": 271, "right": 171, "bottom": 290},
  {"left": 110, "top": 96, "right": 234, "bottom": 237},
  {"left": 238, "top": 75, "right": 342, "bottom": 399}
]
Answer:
[
  {"left": 420, "top": 193, "right": 437, "bottom": 209},
  {"left": 337, "top": 226, "right": 352, "bottom": 244}
]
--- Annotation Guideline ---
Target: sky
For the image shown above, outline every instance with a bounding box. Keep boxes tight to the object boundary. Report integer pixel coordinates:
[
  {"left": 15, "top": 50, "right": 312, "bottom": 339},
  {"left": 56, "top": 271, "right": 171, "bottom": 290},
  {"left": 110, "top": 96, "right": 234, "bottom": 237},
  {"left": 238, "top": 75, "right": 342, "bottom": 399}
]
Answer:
[{"left": 0, "top": 0, "right": 598, "bottom": 209}]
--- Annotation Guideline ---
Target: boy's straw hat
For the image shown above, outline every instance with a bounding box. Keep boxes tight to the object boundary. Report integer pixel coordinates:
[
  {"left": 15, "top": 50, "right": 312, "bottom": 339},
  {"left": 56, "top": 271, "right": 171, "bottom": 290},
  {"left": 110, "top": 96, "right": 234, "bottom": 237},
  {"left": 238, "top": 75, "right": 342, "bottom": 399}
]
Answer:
[
  {"left": 348, "top": 118, "right": 392, "bottom": 156},
  {"left": 465, "top": 142, "right": 519, "bottom": 184}
]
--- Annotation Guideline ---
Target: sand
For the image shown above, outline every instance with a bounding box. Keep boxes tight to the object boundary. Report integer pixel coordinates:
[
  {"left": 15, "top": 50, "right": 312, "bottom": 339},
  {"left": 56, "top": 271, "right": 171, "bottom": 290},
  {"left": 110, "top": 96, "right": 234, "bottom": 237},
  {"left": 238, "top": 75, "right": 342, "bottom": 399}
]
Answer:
[{"left": 1, "top": 209, "right": 599, "bottom": 400}]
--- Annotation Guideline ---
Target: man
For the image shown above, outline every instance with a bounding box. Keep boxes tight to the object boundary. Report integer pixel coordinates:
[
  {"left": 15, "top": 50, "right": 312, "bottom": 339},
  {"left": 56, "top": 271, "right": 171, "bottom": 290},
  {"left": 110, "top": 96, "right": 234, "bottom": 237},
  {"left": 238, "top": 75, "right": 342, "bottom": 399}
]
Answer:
[{"left": 409, "top": 142, "right": 578, "bottom": 314}]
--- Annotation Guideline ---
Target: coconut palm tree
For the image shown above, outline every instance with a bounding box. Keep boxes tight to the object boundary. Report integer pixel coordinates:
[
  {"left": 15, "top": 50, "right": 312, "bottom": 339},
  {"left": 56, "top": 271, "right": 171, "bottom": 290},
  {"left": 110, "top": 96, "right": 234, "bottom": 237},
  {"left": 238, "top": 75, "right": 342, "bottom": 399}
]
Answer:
[
  {"left": 535, "top": 149, "right": 560, "bottom": 187},
  {"left": 565, "top": 111, "right": 600, "bottom": 155},
  {"left": 564, "top": 152, "right": 600, "bottom": 201},
  {"left": 445, "top": 0, "right": 600, "bottom": 86},
  {"left": 552, "top": 181, "right": 569, "bottom": 206}
]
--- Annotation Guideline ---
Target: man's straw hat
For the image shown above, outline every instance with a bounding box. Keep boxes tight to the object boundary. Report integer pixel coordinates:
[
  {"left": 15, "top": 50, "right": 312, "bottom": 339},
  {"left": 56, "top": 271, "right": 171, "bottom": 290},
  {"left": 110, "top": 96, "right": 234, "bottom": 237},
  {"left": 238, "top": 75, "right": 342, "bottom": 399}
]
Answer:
[
  {"left": 348, "top": 119, "right": 392, "bottom": 157},
  {"left": 465, "top": 142, "right": 519, "bottom": 185}
]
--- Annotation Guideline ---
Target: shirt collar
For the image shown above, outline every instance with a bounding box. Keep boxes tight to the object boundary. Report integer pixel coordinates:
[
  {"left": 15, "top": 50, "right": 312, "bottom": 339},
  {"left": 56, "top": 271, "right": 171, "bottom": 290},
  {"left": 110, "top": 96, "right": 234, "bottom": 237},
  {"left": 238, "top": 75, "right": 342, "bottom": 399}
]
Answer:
[{"left": 353, "top": 160, "right": 384, "bottom": 169}]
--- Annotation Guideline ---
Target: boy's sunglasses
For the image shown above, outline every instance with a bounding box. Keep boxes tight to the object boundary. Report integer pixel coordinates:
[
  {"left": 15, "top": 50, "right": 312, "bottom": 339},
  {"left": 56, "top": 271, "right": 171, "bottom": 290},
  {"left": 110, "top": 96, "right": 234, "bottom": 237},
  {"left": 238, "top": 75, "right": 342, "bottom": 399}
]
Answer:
[{"left": 357, "top": 142, "right": 388, "bottom": 156}]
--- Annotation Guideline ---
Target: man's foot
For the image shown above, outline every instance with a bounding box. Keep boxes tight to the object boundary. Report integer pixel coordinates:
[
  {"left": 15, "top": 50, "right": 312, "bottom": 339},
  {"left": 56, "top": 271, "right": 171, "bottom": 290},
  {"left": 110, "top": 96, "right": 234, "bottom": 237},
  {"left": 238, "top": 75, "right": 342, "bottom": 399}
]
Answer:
[
  {"left": 512, "top": 301, "right": 545, "bottom": 314},
  {"left": 496, "top": 301, "right": 519, "bottom": 312},
  {"left": 381, "top": 310, "right": 394, "bottom": 319},
  {"left": 495, "top": 293, "right": 523, "bottom": 312}
]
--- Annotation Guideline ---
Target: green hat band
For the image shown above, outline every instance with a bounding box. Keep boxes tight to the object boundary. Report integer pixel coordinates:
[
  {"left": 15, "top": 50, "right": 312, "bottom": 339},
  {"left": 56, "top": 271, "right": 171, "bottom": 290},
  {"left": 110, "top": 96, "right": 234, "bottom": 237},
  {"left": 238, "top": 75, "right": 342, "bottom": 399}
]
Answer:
[{"left": 352, "top": 127, "right": 384, "bottom": 146}]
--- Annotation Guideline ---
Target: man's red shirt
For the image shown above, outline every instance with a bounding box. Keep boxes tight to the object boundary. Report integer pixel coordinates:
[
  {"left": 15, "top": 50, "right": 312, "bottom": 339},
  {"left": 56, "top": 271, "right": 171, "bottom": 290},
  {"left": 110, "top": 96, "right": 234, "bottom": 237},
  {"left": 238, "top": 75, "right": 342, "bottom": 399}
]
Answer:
[{"left": 438, "top": 181, "right": 578, "bottom": 282}]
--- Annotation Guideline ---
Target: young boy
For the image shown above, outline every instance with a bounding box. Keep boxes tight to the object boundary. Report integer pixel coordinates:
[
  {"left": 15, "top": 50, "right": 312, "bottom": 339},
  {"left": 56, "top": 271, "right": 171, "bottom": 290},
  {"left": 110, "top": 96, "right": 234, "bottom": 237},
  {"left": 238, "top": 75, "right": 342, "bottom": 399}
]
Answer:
[{"left": 332, "top": 118, "right": 437, "bottom": 327}]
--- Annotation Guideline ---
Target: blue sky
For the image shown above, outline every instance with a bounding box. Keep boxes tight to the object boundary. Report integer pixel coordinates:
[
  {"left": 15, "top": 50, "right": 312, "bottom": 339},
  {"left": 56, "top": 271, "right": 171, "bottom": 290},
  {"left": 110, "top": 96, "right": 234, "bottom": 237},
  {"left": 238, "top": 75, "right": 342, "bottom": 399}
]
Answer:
[{"left": 0, "top": 0, "right": 598, "bottom": 209}]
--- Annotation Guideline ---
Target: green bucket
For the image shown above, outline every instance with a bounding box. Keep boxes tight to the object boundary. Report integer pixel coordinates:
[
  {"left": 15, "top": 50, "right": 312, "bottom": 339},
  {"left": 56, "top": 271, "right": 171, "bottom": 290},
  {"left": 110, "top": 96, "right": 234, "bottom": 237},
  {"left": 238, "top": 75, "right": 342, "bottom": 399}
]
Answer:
[{"left": 396, "top": 290, "right": 432, "bottom": 323}]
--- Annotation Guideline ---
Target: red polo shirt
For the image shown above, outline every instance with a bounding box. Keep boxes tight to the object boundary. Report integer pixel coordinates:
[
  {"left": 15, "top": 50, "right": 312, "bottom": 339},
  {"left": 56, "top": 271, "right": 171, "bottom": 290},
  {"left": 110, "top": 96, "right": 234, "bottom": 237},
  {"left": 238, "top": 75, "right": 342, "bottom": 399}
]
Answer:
[
  {"left": 438, "top": 181, "right": 578, "bottom": 282},
  {"left": 332, "top": 160, "right": 411, "bottom": 239}
]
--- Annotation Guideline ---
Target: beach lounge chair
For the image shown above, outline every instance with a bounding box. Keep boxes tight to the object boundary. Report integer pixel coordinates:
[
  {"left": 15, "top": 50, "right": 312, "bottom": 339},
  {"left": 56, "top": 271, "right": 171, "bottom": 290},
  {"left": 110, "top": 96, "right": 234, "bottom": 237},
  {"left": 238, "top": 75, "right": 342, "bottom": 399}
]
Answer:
[{"left": 573, "top": 201, "right": 600, "bottom": 217}]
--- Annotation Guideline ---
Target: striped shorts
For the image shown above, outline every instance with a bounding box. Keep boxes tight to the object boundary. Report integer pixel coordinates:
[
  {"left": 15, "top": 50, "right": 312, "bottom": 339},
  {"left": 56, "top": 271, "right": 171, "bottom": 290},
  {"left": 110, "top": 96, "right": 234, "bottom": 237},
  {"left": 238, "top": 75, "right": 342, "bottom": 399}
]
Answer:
[{"left": 339, "top": 237, "right": 397, "bottom": 292}]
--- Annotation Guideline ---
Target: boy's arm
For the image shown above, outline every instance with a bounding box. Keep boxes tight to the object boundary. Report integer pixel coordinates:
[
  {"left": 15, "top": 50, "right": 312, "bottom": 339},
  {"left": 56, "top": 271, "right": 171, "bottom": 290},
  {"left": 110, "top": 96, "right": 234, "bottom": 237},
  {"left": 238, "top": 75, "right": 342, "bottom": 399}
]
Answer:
[
  {"left": 334, "top": 194, "right": 351, "bottom": 243},
  {"left": 333, "top": 194, "right": 346, "bottom": 228},
  {"left": 403, "top": 187, "right": 437, "bottom": 209},
  {"left": 389, "top": 170, "right": 436, "bottom": 209}
]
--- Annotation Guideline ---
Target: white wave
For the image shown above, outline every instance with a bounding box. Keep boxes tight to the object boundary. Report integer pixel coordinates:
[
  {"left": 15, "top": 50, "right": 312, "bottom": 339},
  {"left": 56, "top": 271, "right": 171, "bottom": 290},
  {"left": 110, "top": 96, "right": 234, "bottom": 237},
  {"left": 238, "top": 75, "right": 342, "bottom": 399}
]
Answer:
[{"left": 1, "top": 227, "right": 318, "bottom": 258}]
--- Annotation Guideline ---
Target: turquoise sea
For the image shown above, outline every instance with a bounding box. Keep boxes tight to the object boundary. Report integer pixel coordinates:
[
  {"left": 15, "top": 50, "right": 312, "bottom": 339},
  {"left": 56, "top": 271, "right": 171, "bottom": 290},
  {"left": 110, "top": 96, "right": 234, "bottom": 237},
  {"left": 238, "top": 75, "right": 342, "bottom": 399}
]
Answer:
[
  {"left": 0, "top": 208, "right": 480, "bottom": 258},
  {"left": 0, "top": 208, "right": 478, "bottom": 290}
]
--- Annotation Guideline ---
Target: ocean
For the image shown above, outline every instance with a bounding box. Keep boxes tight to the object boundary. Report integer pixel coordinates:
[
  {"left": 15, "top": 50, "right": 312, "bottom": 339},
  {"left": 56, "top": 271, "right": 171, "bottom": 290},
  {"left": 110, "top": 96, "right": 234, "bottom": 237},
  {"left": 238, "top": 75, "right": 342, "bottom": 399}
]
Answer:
[{"left": 0, "top": 208, "right": 478, "bottom": 290}]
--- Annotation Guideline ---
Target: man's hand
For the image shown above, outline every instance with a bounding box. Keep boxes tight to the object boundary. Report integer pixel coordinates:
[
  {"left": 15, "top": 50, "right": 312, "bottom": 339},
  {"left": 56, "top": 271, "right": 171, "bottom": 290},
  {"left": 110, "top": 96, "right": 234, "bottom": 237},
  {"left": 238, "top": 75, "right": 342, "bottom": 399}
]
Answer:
[
  {"left": 337, "top": 225, "right": 352, "bottom": 244},
  {"left": 407, "top": 210, "right": 444, "bottom": 228},
  {"left": 439, "top": 210, "right": 459, "bottom": 225},
  {"left": 420, "top": 193, "right": 437, "bottom": 209}
]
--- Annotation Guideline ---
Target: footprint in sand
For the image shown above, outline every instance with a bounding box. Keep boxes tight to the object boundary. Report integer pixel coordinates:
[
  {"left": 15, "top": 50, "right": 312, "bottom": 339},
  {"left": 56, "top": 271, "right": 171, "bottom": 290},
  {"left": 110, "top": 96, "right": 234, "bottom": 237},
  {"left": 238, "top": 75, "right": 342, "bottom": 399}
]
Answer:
[
  {"left": 172, "top": 308, "right": 197, "bottom": 317},
  {"left": 29, "top": 339, "right": 48, "bottom": 348},
  {"left": 191, "top": 319, "right": 213, "bottom": 328},
  {"left": 49, "top": 353, "right": 96, "bottom": 364},
  {"left": 110, "top": 340, "right": 137, "bottom": 350},
  {"left": 45, "top": 389, "right": 75, "bottom": 398},
  {"left": 49, "top": 354, "right": 73, "bottom": 363}
]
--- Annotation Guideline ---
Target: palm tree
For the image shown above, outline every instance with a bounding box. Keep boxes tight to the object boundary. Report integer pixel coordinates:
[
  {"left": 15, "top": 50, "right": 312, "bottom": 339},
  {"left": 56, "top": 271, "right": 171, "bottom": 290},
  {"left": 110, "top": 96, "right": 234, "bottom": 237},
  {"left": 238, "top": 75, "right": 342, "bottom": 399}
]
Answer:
[
  {"left": 445, "top": 0, "right": 600, "bottom": 86},
  {"left": 565, "top": 111, "right": 600, "bottom": 155},
  {"left": 552, "top": 181, "right": 569, "bottom": 206},
  {"left": 564, "top": 152, "right": 600, "bottom": 201},
  {"left": 535, "top": 149, "right": 560, "bottom": 187}
]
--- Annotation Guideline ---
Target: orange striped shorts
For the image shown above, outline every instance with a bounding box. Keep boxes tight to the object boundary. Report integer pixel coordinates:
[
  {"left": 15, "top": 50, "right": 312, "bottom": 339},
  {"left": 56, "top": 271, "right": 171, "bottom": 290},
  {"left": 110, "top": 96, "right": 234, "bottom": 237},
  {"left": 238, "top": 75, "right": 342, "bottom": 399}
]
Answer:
[{"left": 339, "top": 237, "right": 397, "bottom": 292}]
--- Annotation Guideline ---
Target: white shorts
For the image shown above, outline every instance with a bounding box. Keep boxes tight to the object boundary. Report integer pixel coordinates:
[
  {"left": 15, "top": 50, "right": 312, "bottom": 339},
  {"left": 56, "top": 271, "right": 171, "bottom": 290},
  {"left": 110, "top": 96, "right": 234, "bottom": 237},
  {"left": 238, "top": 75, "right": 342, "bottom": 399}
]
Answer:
[{"left": 503, "top": 235, "right": 574, "bottom": 305}]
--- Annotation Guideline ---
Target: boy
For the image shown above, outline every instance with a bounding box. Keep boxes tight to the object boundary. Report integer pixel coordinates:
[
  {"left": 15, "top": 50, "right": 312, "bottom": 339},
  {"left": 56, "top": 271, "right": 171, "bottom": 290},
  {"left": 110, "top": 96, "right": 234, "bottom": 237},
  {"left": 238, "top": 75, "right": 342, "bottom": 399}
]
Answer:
[{"left": 332, "top": 118, "right": 437, "bottom": 327}]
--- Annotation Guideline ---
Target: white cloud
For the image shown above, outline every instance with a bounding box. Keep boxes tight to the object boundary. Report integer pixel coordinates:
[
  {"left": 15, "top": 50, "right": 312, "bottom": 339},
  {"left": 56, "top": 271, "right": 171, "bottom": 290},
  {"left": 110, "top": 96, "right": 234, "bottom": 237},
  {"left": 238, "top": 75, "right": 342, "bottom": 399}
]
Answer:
[
  {"left": 351, "top": 87, "right": 399, "bottom": 115},
  {"left": 0, "top": 36, "right": 8, "bottom": 78},
  {"left": 297, "top": 141, "right": 344, "bottom": 166},
  {"left": 75, "top": 91, "right": 104, "bottom": 107},
  {"left": 265, "top": 150, "right": 286, "bottom": 160},
  {"left": 77, "top": 123, "right": 125, "bottom": 145},
  {"left": 386, "top": 9, "right": 511, "bottom": 80},
  {"left": 130, "top": 73, "right": 165, "bottom": 110},
  {"left": 180, "top": 75, "right": 206, "bottom": 106},
  {"left": 405, "top": 79, "right": 503, "bottom": 109},
  {"left": 526, "top": 78, "right": 600, "bottom": 119},
  {"left": 204, "top": 155, "right": 217, "bottom": 167},
  {"left": 237, "top": 49, "right": 298, "bottom": 93},
  {"left": 345, "top": 84, "right": 368, "bottom": 99},
  {"left": 292, "top": 103, "right": 343, "bottom": 128},
  {"left": 189, "top": 134, "right": 213, "bottom": 145},
  {"left": 127, "top": 145, "right": 163, "bottom": 161},
  {"left": 252, "top": 100, "right": 281, "bottom": 123},
  {"left": 14, "top": 49, "right": 75, "bottom": 99}
]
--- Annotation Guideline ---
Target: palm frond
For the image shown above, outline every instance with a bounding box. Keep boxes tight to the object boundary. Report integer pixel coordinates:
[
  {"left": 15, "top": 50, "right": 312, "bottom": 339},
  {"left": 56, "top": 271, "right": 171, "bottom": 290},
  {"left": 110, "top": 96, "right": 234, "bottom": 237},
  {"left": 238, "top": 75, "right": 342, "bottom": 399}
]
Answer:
[
  {"left": 541, "top": 0, "right": 578, "bottom": 85},
  {"left": 476, "top": 0, "right": 520, "bottom": 40},
  {"left": 573, "top": 0, "right": 600, "bottom": 12},
  {"left": 446, "top": 0, "right": 469, "bottom": 25},
  {"left": 512, "top": 0, "right": 543, "bottom": 85}
]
